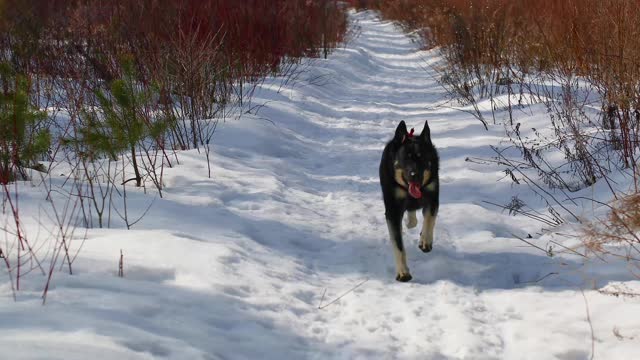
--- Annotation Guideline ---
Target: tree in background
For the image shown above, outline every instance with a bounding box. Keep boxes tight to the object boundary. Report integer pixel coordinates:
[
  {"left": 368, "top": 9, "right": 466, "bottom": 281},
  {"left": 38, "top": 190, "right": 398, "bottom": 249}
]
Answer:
[
  {"left": 75, "top": 58, "right": 169, "bottom": 188},
  {"left": 0, "top": 62, "right": 49, "bottom": 184}
]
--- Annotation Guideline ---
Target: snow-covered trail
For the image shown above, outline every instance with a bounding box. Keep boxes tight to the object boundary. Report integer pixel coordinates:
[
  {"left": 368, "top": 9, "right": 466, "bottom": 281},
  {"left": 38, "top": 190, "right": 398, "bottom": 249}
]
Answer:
[{"left": 2, "top": 10, "right": 639, "bottom": 360}]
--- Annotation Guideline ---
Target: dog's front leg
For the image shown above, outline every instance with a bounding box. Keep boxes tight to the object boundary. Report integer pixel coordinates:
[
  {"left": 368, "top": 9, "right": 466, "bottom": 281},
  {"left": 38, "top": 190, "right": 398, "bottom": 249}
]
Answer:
[
  {"left": 386, "top": 214, "right": 412, "bottom": 282},
  {"left": 405, "top": 210, "right": 418, "bottom": 229},
  {"left": 419, "top": 206, "right": 437, "bottom": 253}
]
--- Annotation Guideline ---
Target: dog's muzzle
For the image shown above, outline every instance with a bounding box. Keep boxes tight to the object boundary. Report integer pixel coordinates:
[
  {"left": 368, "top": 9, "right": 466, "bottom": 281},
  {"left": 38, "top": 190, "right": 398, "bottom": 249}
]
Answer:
[{"left": 394, "top": 167, "right": 423, "bottom": 199}]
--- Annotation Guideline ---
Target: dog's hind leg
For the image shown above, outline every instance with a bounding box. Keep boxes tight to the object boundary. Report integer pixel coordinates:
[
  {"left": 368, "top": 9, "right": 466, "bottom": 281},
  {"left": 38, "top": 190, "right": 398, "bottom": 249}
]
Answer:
[
  {"left": 386, "top": 214, "right": 412, "bottom": 282},
  {"left": 405, "top": 210, "right": 418, "bottom": 229},
  {"left": 419, "top": 206, "right": 437, "bottom": 253}
]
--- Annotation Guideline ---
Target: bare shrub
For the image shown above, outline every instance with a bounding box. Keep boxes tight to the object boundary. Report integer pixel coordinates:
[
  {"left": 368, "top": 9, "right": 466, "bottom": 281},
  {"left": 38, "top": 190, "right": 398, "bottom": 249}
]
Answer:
[
  {"left": 354, "top": 0, "right": 640, "bottom": 275},
  {"left": 584, "top": 193, "right": 640, "bottom": 261},
  {"left": 0, "top": 0, "right": 350, "bottom": 298}
]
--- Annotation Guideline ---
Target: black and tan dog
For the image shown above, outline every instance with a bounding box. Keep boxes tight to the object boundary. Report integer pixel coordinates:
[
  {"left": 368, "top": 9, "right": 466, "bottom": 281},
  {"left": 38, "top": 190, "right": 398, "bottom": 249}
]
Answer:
[{"left": 379, "top": 120, "right": 439, "bottom": 282}]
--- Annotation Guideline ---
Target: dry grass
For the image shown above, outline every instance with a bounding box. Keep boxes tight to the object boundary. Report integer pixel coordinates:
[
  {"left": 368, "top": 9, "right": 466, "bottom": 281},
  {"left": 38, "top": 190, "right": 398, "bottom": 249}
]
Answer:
[
  {"left": 350, "top": 0, "right": 640, "bottom": 262},
  {"left": 355, "top": 0, "right": 640, "bottom": 166},
  {"left": 584, "top": 193, "right": 640, "bottom": 256}
]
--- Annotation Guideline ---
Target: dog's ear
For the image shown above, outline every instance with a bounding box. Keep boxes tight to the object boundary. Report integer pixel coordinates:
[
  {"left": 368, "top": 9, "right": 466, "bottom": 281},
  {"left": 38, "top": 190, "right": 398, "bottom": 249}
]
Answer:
[
  {"left": 420, "top": 120, "right": 432, "bottom": 145},
  {"left": 394, "top": 121, "right": 408, "bottom": 143}
]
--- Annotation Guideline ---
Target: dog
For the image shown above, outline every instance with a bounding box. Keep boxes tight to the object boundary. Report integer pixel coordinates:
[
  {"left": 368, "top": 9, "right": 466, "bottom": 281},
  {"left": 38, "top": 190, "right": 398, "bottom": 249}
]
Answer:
[{"left": 379, "top": 120, "right": 439, "bottom": 282}]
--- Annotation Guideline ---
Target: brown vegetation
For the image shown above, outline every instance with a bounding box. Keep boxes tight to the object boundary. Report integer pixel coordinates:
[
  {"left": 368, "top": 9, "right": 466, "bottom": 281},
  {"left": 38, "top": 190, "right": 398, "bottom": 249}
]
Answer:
[
  {"left": 0, "top": 0, "right": 349, "bottom": 299},
  {"left": 351, "top": 0, "right": 640, "bottom": 257},
  {"left": 355, "top": 0, "right": 640, "bottom": 169},
  {"left": 0, "top": 0, "right": 348, "bottom": 154},
  {"left": 584, "top": 192, "right": 640, "bottom": 265}
]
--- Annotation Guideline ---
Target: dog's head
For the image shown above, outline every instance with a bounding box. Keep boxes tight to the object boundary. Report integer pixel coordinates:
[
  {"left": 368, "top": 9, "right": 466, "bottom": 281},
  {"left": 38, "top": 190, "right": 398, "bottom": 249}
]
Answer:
[{"left": 391, "top": 120, "right": 435, "bottom": 199}]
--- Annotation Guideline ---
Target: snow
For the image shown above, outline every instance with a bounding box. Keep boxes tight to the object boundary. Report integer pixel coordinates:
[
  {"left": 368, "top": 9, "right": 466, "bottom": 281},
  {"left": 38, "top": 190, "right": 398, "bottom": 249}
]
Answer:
[{"left": 2, "top": 10, "right": 640, "bottom": 360}]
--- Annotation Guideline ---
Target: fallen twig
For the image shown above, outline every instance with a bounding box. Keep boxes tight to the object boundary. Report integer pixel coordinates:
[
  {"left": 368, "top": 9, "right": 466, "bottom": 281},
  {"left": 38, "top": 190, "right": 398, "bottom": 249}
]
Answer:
[
  {"left": 580, "top": 289, "right": 595, "bottom": 360},
  {"left": 318, "top": 278, "right": 369, "bottom": 310},
  {"left": 518, "top": 272, "right": 559, "bottom": 284},
  {"left": 511, "top": 233, "right": 553, "bottom": 257}
]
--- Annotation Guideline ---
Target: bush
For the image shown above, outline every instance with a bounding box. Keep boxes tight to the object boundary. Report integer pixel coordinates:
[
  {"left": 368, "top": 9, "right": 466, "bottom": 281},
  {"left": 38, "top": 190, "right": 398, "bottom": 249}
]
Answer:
[
  {"left": 0, "top": 0, "right": 349, "bottom": 153},
  {"left": 356, "top": 0, "right": 640, "bottom": 189},
  {"left": 584, "top": 192, "right": 640, "bottom": 268},
  {"left": 0, "top": 62, "right": 49, "bottom": 184}
]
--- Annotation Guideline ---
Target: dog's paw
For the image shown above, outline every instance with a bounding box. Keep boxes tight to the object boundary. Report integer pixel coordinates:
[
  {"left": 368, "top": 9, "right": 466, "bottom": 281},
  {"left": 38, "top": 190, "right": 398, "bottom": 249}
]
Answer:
[
  {"left": 405, "top": 211, "right": 418, "bottom": 229},
  {"left": 419, "top": 241, "right": 433, "bottom": 253},
  {"left": 395, "top": 272, "right": 413, "bottom": 282}
]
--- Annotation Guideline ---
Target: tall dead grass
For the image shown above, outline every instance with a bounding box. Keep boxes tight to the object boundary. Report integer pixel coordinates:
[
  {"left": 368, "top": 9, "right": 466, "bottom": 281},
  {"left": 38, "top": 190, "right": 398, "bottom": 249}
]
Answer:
[
  {"left": 353, "top": 0, "right": 640, "bottom": 260},
  {"left": 584, "top": 192, "right": 640, "bottom": 274},
  {"left": 356, "top": 0, "right": 640, "bottom": 167}
]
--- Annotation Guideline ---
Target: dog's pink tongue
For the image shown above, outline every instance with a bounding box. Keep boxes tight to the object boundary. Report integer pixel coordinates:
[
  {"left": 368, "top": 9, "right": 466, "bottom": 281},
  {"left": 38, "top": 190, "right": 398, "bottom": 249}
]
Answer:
[{"left": 408, "top": 182, "right": 422, "bottom": 199}]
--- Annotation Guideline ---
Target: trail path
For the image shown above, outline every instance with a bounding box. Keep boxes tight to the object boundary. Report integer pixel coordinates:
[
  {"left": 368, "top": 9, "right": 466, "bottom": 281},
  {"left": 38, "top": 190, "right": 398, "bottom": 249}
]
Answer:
[{"left": 2, "top": 10, "right": 638, "bottom": 360}]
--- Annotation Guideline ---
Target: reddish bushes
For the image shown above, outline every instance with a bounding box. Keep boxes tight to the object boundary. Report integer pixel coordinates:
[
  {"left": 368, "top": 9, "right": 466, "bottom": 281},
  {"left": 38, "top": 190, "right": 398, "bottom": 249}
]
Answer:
[
  {"left": 0, "top": 1, "right": 349, "bottom": 297},
  {"left": 0, "top": 0, "right": 348, "bottom": 157},
  {"left": 357, "top": 1, "right": 640, "bottom": 122},
  {"left": 356, "top": 0, "right": 640, "bottom": 70},
  {"left": 1, "top": 0, "right": 347, "bottom": 81},
  {"left": 355, "top": 0, "right": 640, "bottom": 175},
  {"left": 354, "top": 1, "right": 640, "bottom": 255},
  {"left": 0, "top": 0, "right": 350, "bottom": 223}
]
